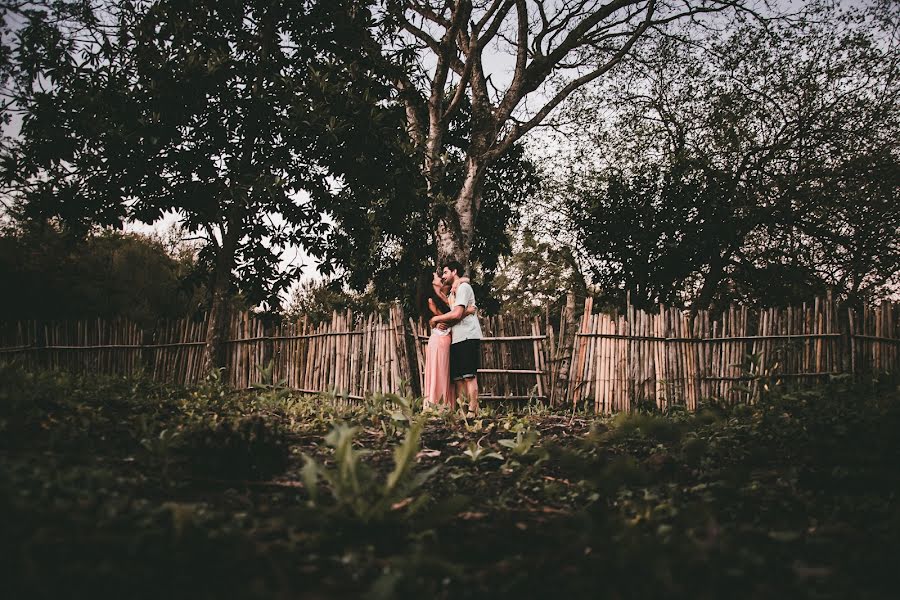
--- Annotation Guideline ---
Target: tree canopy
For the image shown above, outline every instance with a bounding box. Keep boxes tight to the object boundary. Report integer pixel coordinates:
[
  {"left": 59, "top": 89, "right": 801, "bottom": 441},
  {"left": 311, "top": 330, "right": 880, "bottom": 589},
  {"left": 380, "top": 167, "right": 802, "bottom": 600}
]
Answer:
[
  {"left": 553, "top": 0, "right": 900, "bottom": 310},
  {"left": 367, "top": 0, "right": 764, "bottom": 267},
  {"left": 3, "top": 0, "right": 895, "bottom": 330},
  {"left": 0, "top": 222, "right": 204, "bottom": 324},
  {"left": 1, "top": 0, "right": 422, "bottom": 367}
]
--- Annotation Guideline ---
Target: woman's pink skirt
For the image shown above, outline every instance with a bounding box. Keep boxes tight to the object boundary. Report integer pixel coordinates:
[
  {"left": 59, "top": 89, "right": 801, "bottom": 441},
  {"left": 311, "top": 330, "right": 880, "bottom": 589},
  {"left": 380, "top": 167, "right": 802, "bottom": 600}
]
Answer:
[{"left": 423, "top": 331, "right": 455, "bottom": 410}]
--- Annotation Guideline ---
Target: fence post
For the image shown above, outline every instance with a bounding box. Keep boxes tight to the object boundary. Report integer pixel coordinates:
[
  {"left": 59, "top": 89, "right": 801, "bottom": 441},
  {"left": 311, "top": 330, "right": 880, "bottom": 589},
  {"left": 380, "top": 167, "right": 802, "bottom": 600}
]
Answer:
[
  {"left": 140, "top": 326, "right": 154, "bottom": 378},
  {"left": 550, "top": 291, "right": 576, "bottom": 405},
  {"left": 570, "top": 296, "right": 592, "bottom": 406},
  {"left": 395, "top": 305, "right": 422, "bottom": 398},
  {"left": 35, "top": 318, "right": 47, "bottom": 371},
  {"left": 262, "top": 321, "right": 274, "bottom": 377}
]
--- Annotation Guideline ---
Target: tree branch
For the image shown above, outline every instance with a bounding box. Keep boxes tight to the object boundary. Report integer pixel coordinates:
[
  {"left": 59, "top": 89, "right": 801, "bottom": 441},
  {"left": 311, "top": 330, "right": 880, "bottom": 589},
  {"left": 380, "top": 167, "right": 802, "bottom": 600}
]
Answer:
[
  {"left": 395, "top": 10, "right": 444, "bottom": 56},
  {"left": 407, "top": 0, "right": 452, "bottom": 29},
  {"left": 489, "top": 1, "right": 657, "bottom": 159},
  {"left": 395, "top": 75, "right": 426, "bottom": 148}
]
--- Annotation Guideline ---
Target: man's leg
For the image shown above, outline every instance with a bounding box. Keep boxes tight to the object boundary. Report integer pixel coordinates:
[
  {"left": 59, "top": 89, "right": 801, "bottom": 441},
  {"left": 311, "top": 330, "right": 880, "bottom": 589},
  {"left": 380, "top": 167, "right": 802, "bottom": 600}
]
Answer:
[
  {"left": 449, "top": 341, "right": 463, "bottom": 412},
  {"left": 451, "top": 339, "right": 480, "bottom": 416},
  {"left": 454, "top": 379, "right": 468, "bottom": 411},
  {"left": 464, "top": 375, "right": 479, "bottom": 414}
]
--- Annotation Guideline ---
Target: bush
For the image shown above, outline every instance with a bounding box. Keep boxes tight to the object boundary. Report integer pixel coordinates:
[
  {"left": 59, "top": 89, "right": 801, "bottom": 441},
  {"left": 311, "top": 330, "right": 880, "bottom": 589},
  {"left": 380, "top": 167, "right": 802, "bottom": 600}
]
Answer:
[
  {"left": 181, "top": 415, "right": 289, "bottom": 480},
  {"left": 601, "top": 412, "right": 685, "bottom": 445}
]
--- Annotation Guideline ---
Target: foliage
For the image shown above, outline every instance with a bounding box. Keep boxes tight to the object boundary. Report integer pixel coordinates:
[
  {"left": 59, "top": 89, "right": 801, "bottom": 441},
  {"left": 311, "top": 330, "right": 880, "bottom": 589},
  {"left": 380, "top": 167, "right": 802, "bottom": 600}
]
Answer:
[
  {"left": 282, "top": 278, "right": 385, "bottom": 325},
  {"left": 560, "top": 1, "right": 900, "bottom": 309},
  {"left": 2, "top": 363, "right": 900, "bottom": 598},
  {"left": 301, "top": 418, "right": 439, "bottom": 522},
  {"left": 140, "top": 426, "right": 182, "bottom": 484},
  {"left": 249, "top": 359, "right": 291, "bottom": 406},
  {"left": 491, "top": 228, "right": 587, "bottom": 317},
  {"left": 318, "top": 95, "right": 542, "bottom": 315},
  {"left": 0, "top": 222, "right": 204, "bottom": 323},
  {"left": 445, "top": 438, "right": 504, "bottom": 465},
  {"left": 0, "top": 0, "right": 416, "bottom": 378}
]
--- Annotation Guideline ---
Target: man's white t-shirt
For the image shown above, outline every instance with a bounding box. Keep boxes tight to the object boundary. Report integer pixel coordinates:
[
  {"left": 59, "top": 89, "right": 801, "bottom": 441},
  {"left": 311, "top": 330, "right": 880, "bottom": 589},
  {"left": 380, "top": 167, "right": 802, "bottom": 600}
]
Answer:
[{"left": 451, "top": 282, "right": 483, "bottom": 344}]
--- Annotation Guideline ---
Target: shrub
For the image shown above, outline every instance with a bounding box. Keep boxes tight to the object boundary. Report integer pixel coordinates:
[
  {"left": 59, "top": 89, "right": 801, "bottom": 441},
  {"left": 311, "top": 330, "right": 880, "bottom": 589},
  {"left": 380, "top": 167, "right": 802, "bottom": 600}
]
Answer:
[
  {"left": 600, "top": 412, "right": 685, "bottom": 445},
  {"left": 301, "top": 418, "right": 439, "bottom": 522},
  {"left": 181, "top": 415, "right": 289, "bottom": 480}
]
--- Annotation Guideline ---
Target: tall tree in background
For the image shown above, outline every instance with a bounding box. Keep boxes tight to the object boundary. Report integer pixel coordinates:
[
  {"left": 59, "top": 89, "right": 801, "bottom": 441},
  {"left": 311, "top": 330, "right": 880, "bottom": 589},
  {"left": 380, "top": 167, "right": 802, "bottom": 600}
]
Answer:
[
  {"left": 491, "top": 228, "right": 587, "bottom": 316},
  {"left": 1, "top": 0, "right": 413, "bottom": 371},
  {"left": 317, "top": 93, "right": 541, "bottom": 310},
  {"left": 562, "top": 0, "right": 900, "bottom": 309},
  {"left": 0, "top": 223, "right": 204, "bottom": 324},
  {"left": 374, "top": 0, "right": 759, "bottom": 266}
]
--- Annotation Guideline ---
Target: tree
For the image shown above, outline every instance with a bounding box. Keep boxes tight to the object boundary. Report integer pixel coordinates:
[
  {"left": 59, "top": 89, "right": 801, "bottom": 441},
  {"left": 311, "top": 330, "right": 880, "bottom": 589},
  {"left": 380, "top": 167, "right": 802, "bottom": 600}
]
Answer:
[
  {"left": 282, "top": 279, "right": 384, "bottom": 325},
  {"left": 0, "top": 222, "right": 204, "bottom": 324},
  {"left": 491, "top": 228, "right": 588, "bottom": 317},
  {"left": 1, "top": 0, "right": 411, "bottom": 371},
  {"left": 561, "top": 0, "right": 900, "bottom": 309},
  {"left": 315, "top": 93, "right": 541, "bottom": 310},
  {"left": 371, "top": 0, "right": 760, "bottom": 266},
  {"left": 569, "top": 159, "right": 742, "bottom": 309}
]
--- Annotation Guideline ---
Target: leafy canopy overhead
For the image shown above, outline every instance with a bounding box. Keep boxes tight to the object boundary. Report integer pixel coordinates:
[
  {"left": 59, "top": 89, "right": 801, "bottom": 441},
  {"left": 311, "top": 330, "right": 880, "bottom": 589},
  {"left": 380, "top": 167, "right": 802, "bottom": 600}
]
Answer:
[
  {"left": 1, "top": 0, "right": 417, "bottom": 310},
  {"left": 557, "top": 0, "right": 900, "bottom": 309}
]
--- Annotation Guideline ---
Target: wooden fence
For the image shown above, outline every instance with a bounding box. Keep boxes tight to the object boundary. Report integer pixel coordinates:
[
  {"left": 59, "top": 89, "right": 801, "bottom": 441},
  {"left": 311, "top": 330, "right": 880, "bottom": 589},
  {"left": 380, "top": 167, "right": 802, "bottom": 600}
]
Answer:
[
  {"left": 1, "top": 295, "right": 897, "bottom": 412},
  {"left": 566, "top": 295, "right": 899, "bottom": 412}
]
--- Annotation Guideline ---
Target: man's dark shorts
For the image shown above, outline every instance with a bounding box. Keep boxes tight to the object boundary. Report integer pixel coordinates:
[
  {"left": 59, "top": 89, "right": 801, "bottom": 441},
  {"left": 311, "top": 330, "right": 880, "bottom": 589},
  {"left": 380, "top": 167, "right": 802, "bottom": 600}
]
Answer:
[{"left": 450, "top": 339, "right": 481, "bottom": 381}]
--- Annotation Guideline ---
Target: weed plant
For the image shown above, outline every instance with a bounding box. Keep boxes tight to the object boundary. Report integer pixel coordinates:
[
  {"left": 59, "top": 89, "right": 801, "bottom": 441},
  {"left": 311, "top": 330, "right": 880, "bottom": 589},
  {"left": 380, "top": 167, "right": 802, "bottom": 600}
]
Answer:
[{"left": 301, "top": 418, "right": 439, "bottom": 522}]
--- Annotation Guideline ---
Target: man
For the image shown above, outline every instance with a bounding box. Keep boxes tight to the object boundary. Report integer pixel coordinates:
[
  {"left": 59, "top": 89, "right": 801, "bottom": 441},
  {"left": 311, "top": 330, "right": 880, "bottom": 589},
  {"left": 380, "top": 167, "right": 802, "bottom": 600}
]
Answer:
[{"left": 429, "top": 260, "right": 483, "bottom": 416}]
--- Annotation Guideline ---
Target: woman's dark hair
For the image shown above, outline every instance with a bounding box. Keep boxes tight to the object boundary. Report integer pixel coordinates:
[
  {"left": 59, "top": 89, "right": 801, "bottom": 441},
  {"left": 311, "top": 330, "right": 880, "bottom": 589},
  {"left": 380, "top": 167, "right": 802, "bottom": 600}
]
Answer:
[{"left": 416, "top": 271, "right": 449, "bottom": 323}]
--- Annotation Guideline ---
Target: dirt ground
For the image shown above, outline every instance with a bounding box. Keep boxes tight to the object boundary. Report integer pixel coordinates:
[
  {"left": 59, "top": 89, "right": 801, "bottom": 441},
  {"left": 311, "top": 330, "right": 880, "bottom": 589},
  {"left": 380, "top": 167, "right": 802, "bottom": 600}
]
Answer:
[{"left": 2, "top": 367, "right": 899, "bottom": 599}]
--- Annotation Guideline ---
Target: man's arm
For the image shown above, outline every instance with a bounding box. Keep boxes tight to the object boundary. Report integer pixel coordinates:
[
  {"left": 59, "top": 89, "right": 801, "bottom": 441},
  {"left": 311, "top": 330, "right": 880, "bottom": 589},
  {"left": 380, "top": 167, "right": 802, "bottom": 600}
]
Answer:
[
  {"left": 430, "top": 305, "right": 465, "bottom": 326},
  {"left": 431, "top": 283, "right": 475, "bottom": 327},
  {"left": 431, "top": 305, "right": 475, "bottom": 329}
]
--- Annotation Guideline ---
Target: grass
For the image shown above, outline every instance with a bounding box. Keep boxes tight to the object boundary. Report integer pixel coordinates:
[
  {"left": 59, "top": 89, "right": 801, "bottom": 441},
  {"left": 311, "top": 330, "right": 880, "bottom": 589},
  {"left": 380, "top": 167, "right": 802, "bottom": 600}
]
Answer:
[{"left": 1, "top": 364, "right": 899, "bottom": 599}]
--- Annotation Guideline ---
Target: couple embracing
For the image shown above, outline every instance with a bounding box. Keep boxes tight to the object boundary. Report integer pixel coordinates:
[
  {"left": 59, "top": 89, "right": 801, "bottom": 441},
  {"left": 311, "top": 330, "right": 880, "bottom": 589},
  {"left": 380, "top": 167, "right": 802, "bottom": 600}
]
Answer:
[{"left": 417, "top": 260, "right": 483, "bottom": 417}]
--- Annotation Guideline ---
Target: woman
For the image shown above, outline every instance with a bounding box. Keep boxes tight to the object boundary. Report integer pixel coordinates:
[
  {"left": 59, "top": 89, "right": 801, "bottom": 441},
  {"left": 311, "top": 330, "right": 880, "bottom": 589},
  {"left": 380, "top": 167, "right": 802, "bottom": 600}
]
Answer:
[{"left": 417, "top": 271, "right": 474, "bottom": 411}]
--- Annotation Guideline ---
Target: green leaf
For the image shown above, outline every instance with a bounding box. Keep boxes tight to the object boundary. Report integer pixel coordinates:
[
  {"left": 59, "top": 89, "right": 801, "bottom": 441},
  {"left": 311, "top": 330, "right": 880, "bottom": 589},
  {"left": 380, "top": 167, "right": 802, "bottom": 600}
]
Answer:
[
  {"left": 768, "top": 530, "right": 801, "bottom": 542},
  {"left": 300, "top": 454, "right": 319, "bottom": 504}
]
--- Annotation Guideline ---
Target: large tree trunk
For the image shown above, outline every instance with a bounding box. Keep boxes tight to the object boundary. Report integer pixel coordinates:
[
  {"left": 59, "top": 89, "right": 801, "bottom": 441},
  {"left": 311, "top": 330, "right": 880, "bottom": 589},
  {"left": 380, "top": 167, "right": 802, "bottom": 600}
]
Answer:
[
  {"left": 202, "top": 220, "right": 241, "bottom": 376},
  {"left": 435, "top": 156, "right": 488, "bottom": 266},
  {"left": 693, "top": 251, "right": 727, "bottom": 314}
]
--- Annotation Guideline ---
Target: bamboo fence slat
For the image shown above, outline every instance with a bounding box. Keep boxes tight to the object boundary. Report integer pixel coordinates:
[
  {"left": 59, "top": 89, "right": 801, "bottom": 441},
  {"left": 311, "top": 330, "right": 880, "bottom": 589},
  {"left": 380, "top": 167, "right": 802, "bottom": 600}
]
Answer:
[{"left": 1, "top": 297, "right": 898, "bottom": 412}]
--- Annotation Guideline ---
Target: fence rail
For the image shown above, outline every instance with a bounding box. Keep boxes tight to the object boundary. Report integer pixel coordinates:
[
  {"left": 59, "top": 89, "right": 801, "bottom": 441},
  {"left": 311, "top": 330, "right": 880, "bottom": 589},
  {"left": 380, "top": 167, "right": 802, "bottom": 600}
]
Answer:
[{"left": 0, "top": 294, "right": 897, "bottom": 412}]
